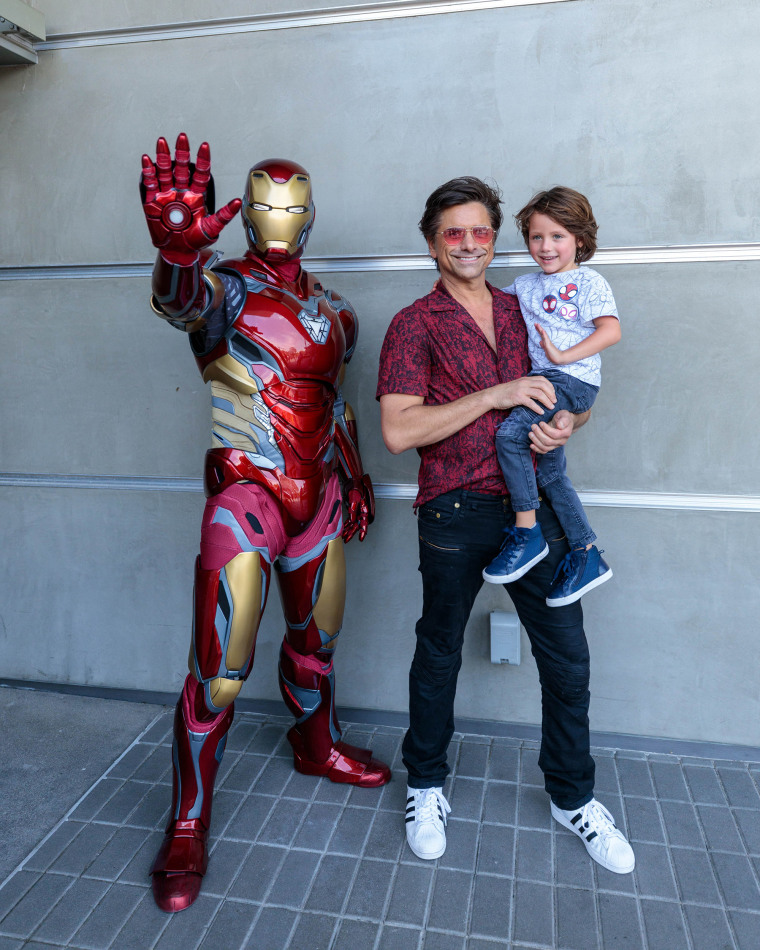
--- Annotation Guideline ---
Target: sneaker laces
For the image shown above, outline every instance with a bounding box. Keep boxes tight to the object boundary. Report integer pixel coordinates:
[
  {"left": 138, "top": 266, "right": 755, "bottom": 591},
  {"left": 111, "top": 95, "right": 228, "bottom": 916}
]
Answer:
[
  {"left": 501, "top": 525, "right": 522, "bottom": 546},
  {"left": 551, "top": 549, "right": 582, "bottom": 585},
  {"left": 414, "top": 788, "right": 451, "bottom": 827},
  {"left": 575, "top": 799, "right": 623, "bottom": 845}
]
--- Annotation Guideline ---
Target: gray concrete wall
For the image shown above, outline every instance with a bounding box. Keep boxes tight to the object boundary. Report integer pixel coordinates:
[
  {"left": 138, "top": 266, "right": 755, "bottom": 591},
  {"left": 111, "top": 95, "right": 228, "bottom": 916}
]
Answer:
[{"left": 2, "top": 0, "right": 759, "bottom": 746}]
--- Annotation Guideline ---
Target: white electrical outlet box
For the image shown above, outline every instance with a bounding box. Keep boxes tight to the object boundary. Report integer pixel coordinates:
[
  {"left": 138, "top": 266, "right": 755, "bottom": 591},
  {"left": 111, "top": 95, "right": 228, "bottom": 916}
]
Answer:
[{"left": 490, "top": 611, "right": 521, "bottom": 665}]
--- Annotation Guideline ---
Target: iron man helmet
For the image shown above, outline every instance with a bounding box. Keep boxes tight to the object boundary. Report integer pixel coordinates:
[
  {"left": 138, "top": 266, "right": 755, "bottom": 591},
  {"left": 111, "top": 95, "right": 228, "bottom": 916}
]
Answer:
[{"left": 242, "top": 159, "right": 315, "bottom": 260}]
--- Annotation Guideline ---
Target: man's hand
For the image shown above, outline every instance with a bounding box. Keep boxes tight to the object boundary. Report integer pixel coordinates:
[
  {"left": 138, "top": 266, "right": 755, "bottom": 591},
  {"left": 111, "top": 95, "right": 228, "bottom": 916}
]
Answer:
[
  {"left": 342, "top": 474, "right": 375, "bottom": 543},
  {"left": 140, "top": 133, "right": 242, "bottom": 266},
  {"left": 491, "top": 375, "right": 557, "bottom": 415},
  {"left": 534, "top": 323, "right": 567, "bottom": 365},
  {"left": 529, "top": 409, "right": 589, "bottom": 455}
]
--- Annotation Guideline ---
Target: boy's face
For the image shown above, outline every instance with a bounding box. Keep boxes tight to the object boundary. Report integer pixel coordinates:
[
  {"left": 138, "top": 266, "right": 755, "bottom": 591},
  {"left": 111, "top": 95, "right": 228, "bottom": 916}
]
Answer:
[{"left": 527, "top": 212, "right": 581, "bottom": 274}]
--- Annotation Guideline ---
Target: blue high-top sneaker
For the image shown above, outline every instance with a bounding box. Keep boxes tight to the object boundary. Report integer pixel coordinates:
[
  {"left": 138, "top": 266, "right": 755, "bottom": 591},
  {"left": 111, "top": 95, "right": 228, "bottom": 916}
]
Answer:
[
  {"left": 482, "top": 523, "right": 548, "bottom": 584},
  {"left": 545, "top": 545, "right": 612, "bottom": 607}
]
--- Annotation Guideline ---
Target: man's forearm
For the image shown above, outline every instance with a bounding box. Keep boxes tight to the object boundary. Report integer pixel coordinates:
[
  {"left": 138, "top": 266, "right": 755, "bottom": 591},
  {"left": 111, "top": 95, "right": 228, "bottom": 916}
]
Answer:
[{"left": 381, "top": 390, "right": 494, "bottom": 455}]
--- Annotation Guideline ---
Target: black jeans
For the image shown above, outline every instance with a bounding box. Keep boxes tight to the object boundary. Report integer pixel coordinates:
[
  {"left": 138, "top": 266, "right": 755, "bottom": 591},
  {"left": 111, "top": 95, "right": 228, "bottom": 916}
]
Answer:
[{"left": 403, "top": 489, "right": 595, "bottom": 810}]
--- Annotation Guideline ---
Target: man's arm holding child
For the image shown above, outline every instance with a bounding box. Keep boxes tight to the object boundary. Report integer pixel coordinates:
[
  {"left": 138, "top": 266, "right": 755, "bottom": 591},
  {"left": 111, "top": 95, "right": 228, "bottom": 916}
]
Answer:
[
  {"left": 380, "top": 377, "right": 557, "bottom": 455},
  {"left": 381, "top": 381, "right": 589, "bottom": 457}
]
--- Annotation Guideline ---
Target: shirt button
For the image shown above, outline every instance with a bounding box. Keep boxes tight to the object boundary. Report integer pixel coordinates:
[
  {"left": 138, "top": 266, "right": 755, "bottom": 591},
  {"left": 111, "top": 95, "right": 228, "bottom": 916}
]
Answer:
[{"left": 454, "top": 503, "right": 460, "bottom": 508}]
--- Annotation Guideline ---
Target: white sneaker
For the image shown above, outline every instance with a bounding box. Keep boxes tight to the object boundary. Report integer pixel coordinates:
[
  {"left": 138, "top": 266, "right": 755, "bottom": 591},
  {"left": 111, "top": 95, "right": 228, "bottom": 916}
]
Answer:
[
  {"left": 551, "top": 798, "right": 635, "bottom": 874},
  {"left": 405, "top": 786, "right": 451, "bottom": 859}
]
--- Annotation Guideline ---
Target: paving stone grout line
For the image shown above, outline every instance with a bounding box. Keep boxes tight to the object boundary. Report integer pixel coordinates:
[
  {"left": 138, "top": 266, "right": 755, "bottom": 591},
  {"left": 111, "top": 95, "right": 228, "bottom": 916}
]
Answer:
[{"left": 5, "top": 711, "right": 760, "bottom": 949}]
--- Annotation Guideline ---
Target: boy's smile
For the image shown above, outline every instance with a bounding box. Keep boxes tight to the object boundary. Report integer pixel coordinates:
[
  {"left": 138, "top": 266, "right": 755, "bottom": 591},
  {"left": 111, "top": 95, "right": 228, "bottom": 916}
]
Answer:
[{"left": 527, "top": 212, "right": 582, "bottom": 274}]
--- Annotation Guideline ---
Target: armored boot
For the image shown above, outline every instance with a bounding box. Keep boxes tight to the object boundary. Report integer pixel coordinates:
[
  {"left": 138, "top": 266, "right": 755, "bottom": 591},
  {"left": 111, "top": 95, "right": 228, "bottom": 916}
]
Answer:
[
  {"left": 278, "top": 637, "right": 390, "bottom": 787},
  {"left": 150, "top": 675, "right": 234, "bottom": 912}
]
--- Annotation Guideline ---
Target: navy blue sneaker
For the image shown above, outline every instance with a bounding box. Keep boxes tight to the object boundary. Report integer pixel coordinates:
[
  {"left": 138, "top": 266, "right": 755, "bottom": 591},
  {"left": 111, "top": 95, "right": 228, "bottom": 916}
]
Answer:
[
  {"left": 545, "top": 545, "right": 612, "bottom": 606},
  {"left": 483, "top": 524, "right": 549, "bottom": 584}
]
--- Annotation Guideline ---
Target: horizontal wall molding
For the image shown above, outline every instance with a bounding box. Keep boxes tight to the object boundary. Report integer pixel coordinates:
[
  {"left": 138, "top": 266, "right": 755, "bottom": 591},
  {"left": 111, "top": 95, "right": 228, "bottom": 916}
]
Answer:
[
  {"left": 576, "top": 490, "right": 760, "bottom": 514},
  {"left": 0, "top": 473, "right": 205, "bottom": 493},
  {"left": 2, "top": 473, "right": 759, "bottom": 513},
  {"left": 38, "top": 0, "right": 574, "bottom": 51},
  {"left": 3, "top": 242, "right": 760, "bottom": 282}
]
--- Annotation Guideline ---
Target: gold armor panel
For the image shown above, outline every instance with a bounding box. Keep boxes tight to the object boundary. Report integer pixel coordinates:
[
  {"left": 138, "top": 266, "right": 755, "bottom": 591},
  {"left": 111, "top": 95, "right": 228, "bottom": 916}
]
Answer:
[{"left": 311, "top": 538, "right": 346, "bottom": 651}]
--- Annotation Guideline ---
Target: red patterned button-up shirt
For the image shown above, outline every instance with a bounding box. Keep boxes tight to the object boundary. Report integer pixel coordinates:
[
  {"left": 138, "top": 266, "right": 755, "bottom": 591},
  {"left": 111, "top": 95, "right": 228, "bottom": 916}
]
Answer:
[{"left": 376, "top": 281, "right": 530, "bottom": 508}]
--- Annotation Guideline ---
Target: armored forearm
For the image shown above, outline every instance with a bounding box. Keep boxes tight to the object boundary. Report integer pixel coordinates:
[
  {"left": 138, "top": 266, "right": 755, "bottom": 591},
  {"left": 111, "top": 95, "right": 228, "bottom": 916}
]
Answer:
[
  {"left": 149, "top": 252, "right": 225, "bottom": 332},
  {"left": 333, "top": 393, "right": 363, "bottom": 480},
  {"left": 334, "top": 392, "right": 375, "bottom": 541}
]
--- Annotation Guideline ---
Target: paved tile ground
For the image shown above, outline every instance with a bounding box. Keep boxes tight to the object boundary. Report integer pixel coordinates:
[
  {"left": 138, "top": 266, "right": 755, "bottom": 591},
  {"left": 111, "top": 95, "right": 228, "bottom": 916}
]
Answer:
[{"left": 3, "top": 708, "right": 760, "bottom": 949}]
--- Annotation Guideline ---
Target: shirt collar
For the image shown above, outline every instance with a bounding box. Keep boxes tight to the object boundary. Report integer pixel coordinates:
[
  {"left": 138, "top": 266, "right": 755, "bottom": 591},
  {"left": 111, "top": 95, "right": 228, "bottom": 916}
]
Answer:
[{"left": 427, "top": 279, "right": 502, "bottom": 312}]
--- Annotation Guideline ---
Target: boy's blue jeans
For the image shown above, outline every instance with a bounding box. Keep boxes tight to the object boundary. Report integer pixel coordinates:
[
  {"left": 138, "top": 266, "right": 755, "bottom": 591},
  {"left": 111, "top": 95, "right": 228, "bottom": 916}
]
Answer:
[{"left": 495, "top": 369, "right": 599, "bottom": 550}]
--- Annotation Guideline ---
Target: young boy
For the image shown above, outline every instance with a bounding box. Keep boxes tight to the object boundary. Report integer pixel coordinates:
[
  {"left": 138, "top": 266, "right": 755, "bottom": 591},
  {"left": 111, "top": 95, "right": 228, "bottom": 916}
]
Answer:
[{"left": 482, "top": 187, "right": 621, "bottom": 606}]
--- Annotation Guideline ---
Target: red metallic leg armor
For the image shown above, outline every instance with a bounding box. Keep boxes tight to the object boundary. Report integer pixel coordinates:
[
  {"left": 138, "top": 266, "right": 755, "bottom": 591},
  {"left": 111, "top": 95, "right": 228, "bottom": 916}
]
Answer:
[
  {"left": 150, "top": 674, "right": 234, "bottom": 912},
  {"left": 279, "top": 639, "right": 390, "bottom": 787},
  {"left": 276, "top": 531, "right": 390, "bottom": 788}
]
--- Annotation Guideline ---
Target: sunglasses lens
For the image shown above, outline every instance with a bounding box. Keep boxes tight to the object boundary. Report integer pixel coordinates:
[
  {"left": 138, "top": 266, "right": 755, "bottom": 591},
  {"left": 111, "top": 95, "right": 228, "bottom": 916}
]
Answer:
[
  {"left": 442, "top": 228, "right": 465, "bottom": 245},
  {"left": 472, "top": 227, "right": 494, "bottom": 244},
  {"left": 440, "top": 227, "right": 494, "bottom": 244}
]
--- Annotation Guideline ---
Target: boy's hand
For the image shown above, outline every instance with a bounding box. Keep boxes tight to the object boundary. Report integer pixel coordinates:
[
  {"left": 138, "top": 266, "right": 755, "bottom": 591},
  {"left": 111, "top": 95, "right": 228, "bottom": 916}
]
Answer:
[{"left": 535, "top": 323, "right": 567, "bottom": 365}]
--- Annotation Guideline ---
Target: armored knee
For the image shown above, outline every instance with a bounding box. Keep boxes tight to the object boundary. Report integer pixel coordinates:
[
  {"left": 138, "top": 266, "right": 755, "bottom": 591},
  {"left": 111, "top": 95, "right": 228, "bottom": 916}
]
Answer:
[{"left": 205, "top": 676, "right": 244, "bottom": 712}]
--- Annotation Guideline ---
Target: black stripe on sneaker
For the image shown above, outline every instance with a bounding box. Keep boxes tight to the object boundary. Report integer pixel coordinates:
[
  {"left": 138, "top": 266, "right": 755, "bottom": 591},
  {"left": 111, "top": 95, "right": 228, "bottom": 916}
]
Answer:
[
  {"left": 584, "top": 831, "right": 598, "bottom": 841},
  {"left": 570, "top": 813, "right": 582, "bottom": 826}
]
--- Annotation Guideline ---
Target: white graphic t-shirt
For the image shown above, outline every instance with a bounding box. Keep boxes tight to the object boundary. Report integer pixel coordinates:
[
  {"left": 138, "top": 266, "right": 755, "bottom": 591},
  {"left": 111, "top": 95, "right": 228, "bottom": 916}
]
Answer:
[{"left": 503, "top": 267, "right": 618, "bottom": 387}]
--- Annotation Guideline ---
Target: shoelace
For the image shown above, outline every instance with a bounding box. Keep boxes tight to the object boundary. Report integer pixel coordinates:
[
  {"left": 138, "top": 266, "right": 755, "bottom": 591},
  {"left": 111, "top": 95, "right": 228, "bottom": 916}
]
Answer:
[
  {"left": 551, "top": 549, "right": 583, "bottom": 585},
  {"left": 415, "top": 788, "right": 451, "bottom": 826},
  {"left": 575, "top": 799, "right": 620, "bottom": 843},
  {"left": 500, "top": 525, "right": 523, "bottom": 546},
  {"left": 552, "top": 546, "right": 606, "bottom": 585}
]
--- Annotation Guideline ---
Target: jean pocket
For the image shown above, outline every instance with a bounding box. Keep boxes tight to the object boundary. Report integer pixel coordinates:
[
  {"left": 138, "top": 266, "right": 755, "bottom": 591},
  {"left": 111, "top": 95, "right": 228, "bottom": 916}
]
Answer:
[{"left": 418, "top": 499, "right": 461, "bottom": 528}]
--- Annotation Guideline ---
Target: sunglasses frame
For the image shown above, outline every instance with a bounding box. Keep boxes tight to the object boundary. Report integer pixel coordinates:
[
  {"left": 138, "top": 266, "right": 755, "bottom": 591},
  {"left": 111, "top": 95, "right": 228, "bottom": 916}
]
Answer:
[{"left": 437, "top": 225, "right": 496, "bottom": 246}]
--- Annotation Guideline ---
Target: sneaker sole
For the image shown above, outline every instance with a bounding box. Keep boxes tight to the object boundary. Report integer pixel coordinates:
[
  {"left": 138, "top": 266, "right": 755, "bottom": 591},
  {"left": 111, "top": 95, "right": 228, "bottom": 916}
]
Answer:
[
  {"left": 482, "top": 543, "right": 549, "bottom": 584},
  {"left": 550, "top": 802, "right": 635, "bottom": 874},
  {"left": 405, "top": 834, "right": 446, "bottom": 860},
  {"left": 546, "top": 568, "right": 613, "bottom": 607}
]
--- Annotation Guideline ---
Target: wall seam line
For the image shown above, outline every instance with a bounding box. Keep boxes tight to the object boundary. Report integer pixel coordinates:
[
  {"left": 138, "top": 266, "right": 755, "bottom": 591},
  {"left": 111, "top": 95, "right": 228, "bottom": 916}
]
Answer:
[
  {"left": 1, "top": 474, "right": 759, "bottom": 512},
  {"left": 37, "top": 0, "right": 575, "bottom": 50},
  {"left": 2, "top": 243, "right": 760, "bottom": 281}
]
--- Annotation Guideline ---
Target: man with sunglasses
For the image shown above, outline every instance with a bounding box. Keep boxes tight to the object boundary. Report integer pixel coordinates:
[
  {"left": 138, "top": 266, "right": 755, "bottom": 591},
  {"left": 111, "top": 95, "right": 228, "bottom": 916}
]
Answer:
[{"left": 376, "top": 177, "right": 634, "bottom": 875}]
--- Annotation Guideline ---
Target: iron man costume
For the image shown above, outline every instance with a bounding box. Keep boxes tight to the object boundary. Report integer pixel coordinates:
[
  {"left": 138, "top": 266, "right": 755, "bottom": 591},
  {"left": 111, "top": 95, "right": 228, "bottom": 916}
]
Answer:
[{"left": 140, "top": 134, "right": 390, "bottom": 913}]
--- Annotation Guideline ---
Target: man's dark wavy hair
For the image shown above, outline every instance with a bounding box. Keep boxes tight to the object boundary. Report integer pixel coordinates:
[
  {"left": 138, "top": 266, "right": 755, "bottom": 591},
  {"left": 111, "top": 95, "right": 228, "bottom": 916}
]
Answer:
[{"left": 419, "top": 176, "right": 504, "bottom": 244}]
